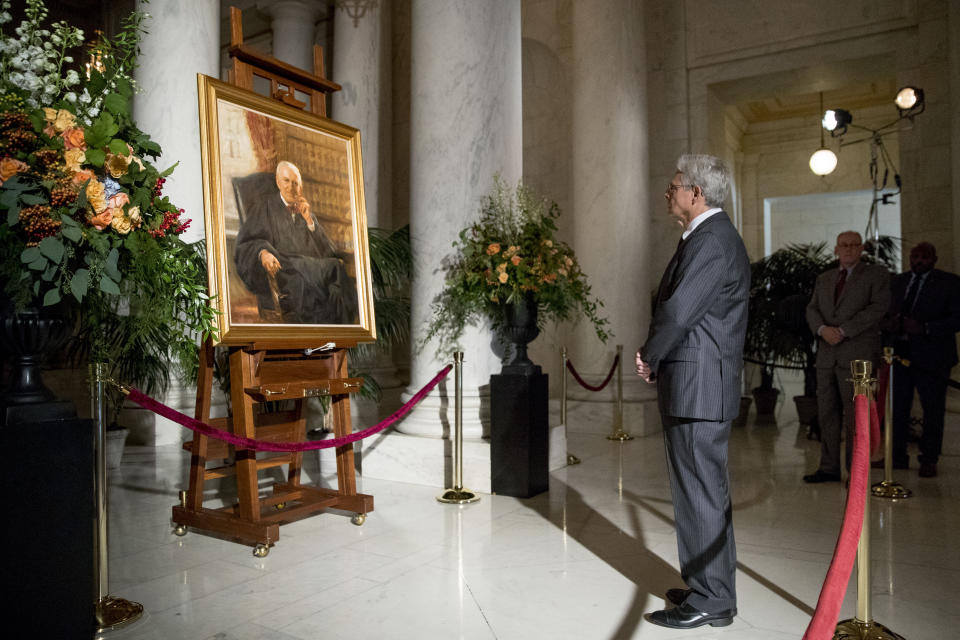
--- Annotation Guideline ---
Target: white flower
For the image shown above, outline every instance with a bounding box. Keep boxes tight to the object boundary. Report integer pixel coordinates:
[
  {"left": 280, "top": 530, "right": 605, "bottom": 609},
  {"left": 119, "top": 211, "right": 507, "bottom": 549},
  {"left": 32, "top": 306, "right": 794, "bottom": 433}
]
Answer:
[
  {"left": 43, "top": 41, "right": 51, "bottom": 49},
  {"left": 65, "top": 69, "right": 79, "bottom": 85},
  {"left": 50, "top": 33, "right": 61, "bottom": 45},
  {"left": 63, "top": 55, "right": 72, "bottom": 63},
  {"left": 79, "top": 89, "right": 91, "bottom": 104},
  {"left": 64, "top": 91, "right": 77, "bottom": 103},
  {"left": 0, "top": 11, "right": 11, "bottom": 24}
]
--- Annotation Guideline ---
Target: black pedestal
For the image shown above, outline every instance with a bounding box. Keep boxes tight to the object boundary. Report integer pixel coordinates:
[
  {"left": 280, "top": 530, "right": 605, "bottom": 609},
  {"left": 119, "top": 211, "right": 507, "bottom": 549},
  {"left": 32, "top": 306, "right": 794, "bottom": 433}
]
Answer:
[
  {"left": 490, "top": 372, "right": 549, "bottom": 497},
  {"left": 2, "top": 416, "right": 96, "bottom": 638}
]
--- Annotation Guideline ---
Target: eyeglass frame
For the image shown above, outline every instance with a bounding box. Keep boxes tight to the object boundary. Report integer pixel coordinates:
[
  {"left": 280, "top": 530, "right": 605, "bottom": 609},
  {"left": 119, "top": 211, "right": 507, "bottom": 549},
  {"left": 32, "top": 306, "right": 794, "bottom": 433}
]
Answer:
[{"left": 665, "top": 182, "right": 693, "bottom": 195}]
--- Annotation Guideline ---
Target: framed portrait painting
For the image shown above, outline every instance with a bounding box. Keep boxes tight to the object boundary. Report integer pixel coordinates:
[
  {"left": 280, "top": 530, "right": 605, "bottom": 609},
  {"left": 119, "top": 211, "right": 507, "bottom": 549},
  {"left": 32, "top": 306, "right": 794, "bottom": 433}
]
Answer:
[{"left": 197, "top": 74, "right": 376, "bottom": 346}]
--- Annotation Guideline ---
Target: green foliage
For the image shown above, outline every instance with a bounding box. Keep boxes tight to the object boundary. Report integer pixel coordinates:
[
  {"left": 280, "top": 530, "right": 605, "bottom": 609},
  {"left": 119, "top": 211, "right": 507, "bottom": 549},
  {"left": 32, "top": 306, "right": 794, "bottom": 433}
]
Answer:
[{"left": 422, "top": 177, "right": 610, "bottom": 356}]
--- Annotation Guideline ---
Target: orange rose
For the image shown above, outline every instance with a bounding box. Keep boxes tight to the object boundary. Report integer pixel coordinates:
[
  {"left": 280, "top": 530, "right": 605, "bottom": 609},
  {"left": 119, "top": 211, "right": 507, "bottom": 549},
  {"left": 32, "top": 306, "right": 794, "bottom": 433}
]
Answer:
[
  {"left": 498, "top": 271, "right": 509, "bottom": 283},
  {"left": 0, "top": 157, "right": 29, "bottom": 184},
  {"left": 511, "top": 255, "right": 522, "bottom": 266},
  {"left": 107, "top": 192, "right": 129, "bottom": 210},
  {"left": 71, "top": 169, "right": 96, "bottom": 185},
  {"left": 87, "top": 208, "right": 113, "bottom": 230},
  {"left": 486, "top": 243, "right": 501, "bottom": 255},
  {"left": 62, "top": 127, "right": 86, "bottom": 150}
]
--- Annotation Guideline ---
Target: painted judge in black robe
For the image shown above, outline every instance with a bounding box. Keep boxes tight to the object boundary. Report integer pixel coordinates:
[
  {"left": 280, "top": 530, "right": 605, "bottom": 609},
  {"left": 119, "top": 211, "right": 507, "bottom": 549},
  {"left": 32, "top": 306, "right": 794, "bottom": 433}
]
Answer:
[{"left": 235, "top": 161, "right": 358, "bottom": 324}]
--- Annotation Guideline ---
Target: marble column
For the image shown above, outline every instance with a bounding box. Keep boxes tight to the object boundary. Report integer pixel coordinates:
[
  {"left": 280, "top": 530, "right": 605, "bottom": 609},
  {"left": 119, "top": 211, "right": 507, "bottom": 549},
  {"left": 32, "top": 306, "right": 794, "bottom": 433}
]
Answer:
[
  {"left": 566, "top": 0, "right": 658, "bottom": 434},
  {"left": 262, "top": 0, "right": 324, "bottom": 72},
  {"left": 361, "top": 0, "right": 522, "bottom": 490},
  {"left": 331, "top": 0, "right": 402, "bottom": 408},
  {"left": 132, "top": 0, "right": 220, "bottom": 444},
  {"left": 133, "top": 0, "right": 219, "bottom": 244}
]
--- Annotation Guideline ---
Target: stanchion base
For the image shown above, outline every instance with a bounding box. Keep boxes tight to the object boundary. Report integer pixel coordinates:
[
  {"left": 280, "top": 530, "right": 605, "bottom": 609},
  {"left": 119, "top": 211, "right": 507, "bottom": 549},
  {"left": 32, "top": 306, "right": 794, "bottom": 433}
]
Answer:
[
  {"left": 567, "top": 453, "right": 581, "bottom": 465},
  {"left": 96, "top": 596, "right": 143, "bottom": 632},
  {"left": 835, "top": 618, "right": 906, "bottom": 639},
  {"left": 606, "top": 430, "right": 634, "bottom": 441},
  {"left": 871, "top": 480, "right": 912, "bottom": 500},
  {"left": 437, "top": 488, "right": 480, "bottom": 504}
]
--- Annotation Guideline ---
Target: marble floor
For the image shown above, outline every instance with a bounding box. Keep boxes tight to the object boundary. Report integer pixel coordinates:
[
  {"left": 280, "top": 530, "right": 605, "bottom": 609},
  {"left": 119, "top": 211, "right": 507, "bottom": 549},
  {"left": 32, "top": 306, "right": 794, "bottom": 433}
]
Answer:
[{"left": 101, "top": 402, "right": 960, "bottom": 640}]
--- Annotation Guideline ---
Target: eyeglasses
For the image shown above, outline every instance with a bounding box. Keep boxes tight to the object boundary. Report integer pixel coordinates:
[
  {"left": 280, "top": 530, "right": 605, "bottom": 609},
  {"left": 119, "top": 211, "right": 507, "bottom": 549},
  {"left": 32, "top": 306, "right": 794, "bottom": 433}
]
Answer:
[{"left": 665, "top": 183, "right": 690, "bottom": 195}]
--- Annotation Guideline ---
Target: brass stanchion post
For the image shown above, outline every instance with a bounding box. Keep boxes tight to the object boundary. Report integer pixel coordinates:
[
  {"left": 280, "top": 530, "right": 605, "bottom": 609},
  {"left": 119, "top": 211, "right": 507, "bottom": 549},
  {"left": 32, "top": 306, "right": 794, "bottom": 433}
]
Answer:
[
  {"left": 561, "top": 347, "right": 580, "bottom": 465},
  {"left": 607, "top": 345, "right": 633, "bottom": 441},
  {"left": 835, "top": 360, "right": 905, "bottom": 640},
  {"left": 437, "top": 352, "right": 479, "bottom": 504},
  {"left": 90, "top": 363, "right": 143, "bottom": 632},
  {"left": 872, "top": 347, "right": 911, "bottom": 500}
]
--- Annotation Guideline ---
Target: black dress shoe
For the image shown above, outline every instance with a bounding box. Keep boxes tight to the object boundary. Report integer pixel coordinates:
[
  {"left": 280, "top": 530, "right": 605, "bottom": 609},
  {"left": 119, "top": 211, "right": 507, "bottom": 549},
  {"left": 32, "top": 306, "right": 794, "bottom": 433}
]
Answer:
[
  {"left": 803, "top": 470, "right": 842, "bottom": 483},
  {"left": 646, "top": 603, "right": 735, "bottom": 629},
  {"left": 665, "top": 587, "right": 691, "bottom": 606},
  {"left": 919, "top": 462, "right": 937, "bottom": 478}
]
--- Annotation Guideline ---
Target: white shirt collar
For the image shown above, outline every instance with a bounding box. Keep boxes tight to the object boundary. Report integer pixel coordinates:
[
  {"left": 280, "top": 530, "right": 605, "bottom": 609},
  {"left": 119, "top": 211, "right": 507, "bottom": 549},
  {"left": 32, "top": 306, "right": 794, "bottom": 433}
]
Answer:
[{"left": 681, "top": 208, "right": 722, "bottom": 240}]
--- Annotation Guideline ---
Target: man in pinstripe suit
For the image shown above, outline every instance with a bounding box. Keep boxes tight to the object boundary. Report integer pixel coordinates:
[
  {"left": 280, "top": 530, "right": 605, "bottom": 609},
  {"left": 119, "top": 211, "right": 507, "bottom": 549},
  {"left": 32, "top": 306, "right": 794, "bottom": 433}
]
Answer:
[{"left": 637, "top": 154, "right": 749, "bottom": 629}]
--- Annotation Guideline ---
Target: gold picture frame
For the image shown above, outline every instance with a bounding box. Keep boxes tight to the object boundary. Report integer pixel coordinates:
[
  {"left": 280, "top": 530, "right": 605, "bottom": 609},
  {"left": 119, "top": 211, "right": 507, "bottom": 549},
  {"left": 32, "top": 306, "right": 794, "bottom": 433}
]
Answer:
[{"left": 197, "top": 74, "right": 376, "bottom": 346}]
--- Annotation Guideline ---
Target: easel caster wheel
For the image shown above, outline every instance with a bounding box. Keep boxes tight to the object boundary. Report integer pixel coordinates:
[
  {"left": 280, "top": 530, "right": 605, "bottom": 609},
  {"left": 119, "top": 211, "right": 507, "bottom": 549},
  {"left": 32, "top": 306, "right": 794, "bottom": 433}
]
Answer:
[
  {"left": 275, "top": 502, "right": 286, "bottom": 510},
  {"left": 174, "top": 524, "right": 188, "bottom": 536},
  {"left": 351, "top": 513, "right": 366, "bottom": 526},
  {"left": 253, "top": 543, "right": 270, "bottom": 558}
]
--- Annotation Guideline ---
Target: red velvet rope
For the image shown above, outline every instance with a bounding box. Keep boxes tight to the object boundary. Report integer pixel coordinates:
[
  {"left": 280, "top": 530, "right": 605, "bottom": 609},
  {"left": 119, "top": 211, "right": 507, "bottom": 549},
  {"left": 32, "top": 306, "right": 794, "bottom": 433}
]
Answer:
[
  {"left": 124, "top": 365, "right": 452, "bottom": 452},
  {"left": 566, "top": 354, "right": 620, "bottom": 392},
  {"left": 802, "top": 393, "right": 876, "bottom": 640}
]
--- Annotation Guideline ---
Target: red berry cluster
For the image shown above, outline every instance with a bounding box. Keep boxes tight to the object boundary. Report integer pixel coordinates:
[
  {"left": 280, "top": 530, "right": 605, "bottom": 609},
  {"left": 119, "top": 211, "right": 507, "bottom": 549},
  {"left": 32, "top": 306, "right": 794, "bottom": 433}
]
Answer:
[
  {"left": 153, "top": 176, "right": 166, "bottom": 198},
  {"left": 50, "top": 185, "right": 78, "bottom": 207},
  {"left": 149, "top": 208, "right": 187, "bottom": 238}
]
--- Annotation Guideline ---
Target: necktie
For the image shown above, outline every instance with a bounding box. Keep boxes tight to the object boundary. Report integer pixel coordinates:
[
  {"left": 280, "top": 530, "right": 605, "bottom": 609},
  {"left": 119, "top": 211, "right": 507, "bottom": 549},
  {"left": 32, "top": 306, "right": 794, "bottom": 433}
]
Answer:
[
  {"left": 833, "top": 268, "right": 847, "bottom": 304},
  {"left": 901, "top": 274, "right": 920, "bottom": 315}
]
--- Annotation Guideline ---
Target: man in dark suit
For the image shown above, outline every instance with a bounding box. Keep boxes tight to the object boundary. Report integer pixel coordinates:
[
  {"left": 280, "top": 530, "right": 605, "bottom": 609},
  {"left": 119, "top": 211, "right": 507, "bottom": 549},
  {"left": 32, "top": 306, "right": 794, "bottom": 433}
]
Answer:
[
  {"left": 637, "top": 154, "right": 749, "bottom": 629},
  {"left": 804, "top": 231, "right": 889, "bottom": 483},
  {"left": 879, "top": 242, "right": 960, "bottom": 478},
  {"left": 235, "top": 161, "right": 357, "bottom": 324}
]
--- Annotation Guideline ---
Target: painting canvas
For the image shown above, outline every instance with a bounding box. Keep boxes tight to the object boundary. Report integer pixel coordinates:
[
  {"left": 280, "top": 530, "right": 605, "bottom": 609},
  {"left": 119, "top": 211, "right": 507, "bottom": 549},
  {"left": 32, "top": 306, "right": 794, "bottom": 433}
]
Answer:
[{"left": 197, "top": 74, "right": 375, "bottom": 345}]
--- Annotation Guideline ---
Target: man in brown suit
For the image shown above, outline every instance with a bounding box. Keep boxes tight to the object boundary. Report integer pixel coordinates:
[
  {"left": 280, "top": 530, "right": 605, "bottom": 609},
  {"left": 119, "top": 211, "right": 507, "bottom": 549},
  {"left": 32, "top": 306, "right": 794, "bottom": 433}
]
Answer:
[{"left": 804, "top": 231, "right": 890, "bottom": 483}]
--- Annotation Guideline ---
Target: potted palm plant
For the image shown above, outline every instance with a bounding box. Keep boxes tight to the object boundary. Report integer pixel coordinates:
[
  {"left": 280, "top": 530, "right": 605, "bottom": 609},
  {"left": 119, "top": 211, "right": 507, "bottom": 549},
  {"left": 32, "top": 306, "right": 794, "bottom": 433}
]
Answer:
[{"left": 745, "top": 243, "right": 832, "bottom": 421}]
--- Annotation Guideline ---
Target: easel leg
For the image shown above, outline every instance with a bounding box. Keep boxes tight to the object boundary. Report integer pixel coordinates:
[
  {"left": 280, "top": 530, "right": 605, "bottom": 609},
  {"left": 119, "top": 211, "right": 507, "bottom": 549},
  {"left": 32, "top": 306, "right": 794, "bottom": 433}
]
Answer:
[{"left": 230, "top": 348, "right": 261, "bottom": 521}]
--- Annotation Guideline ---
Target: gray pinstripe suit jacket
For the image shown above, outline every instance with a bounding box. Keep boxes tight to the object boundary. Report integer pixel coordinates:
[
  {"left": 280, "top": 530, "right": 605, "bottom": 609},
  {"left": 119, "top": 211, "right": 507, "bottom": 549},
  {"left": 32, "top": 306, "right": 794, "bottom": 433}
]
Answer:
[{"left": 641, "top": 211, "right": 751, "bottom": 422}]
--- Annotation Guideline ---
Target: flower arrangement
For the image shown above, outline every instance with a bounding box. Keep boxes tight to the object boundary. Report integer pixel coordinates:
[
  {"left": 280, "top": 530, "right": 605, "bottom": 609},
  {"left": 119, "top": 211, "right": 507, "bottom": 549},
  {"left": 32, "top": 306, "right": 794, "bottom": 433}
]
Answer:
[
  {"left": 0, "top": 1, "right": 216, "bottom": 405},
  {"left": 423, "top": 177, "right": 610, "bottom": 355}
]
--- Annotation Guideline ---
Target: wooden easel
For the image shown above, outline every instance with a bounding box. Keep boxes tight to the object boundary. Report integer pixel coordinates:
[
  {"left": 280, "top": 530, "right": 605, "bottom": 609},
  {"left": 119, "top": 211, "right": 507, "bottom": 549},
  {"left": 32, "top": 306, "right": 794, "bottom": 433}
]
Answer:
[{"left": 171, "top": 7, "right": 373, "bottom": 556}]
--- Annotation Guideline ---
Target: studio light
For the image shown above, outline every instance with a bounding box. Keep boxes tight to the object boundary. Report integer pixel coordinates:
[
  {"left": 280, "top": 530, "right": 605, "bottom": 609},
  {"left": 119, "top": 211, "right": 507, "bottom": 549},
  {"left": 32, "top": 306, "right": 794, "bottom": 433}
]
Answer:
[
  {"left": 894, "top": 86, "right": 924, "bottom": 117},
  {"left": 822, "top": 108, "right": 852, "bottom": 136},
  {"left": 809, "top": 148, "right": 838, "bottom": 176},
  {"left": 810, "top": 92, "right": 837, "bottom": 176}
]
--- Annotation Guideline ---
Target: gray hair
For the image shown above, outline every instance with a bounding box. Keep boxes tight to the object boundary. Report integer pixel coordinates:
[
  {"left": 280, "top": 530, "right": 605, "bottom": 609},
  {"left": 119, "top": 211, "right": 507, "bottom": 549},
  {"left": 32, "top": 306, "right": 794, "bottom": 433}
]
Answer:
[
  {"left": 275, "top": 160, "right": 301, "bottom": 180},
  {"left": 676, "top": 154, "right": 730, "bottom": 208}
]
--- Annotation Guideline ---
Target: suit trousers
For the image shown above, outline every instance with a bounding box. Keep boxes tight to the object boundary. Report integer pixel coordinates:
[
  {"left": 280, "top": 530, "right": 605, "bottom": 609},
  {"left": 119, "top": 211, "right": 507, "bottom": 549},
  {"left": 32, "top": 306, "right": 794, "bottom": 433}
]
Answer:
[
  {"left": 816, "top": 363, "right": 857, "bottom": 475},
  {"left": 892, "top": 358, "right": 948, "bottom": 465},
  {"left": 662, "top": 414, "right": 737, "bottom": 613}
]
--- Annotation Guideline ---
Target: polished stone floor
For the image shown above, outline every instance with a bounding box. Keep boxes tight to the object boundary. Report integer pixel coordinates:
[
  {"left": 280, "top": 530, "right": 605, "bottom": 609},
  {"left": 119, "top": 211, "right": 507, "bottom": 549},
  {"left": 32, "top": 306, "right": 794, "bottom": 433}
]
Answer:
[{"left": 101, "top": 401, "right": 959, "bottom": 640}]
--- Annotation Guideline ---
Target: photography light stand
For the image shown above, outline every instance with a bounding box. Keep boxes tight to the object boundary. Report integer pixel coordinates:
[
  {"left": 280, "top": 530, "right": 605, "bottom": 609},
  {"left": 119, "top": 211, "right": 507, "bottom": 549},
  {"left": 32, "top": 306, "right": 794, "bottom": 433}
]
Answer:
[{"left": 824, "top": 86, "right": 924, "bottom": 259}]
